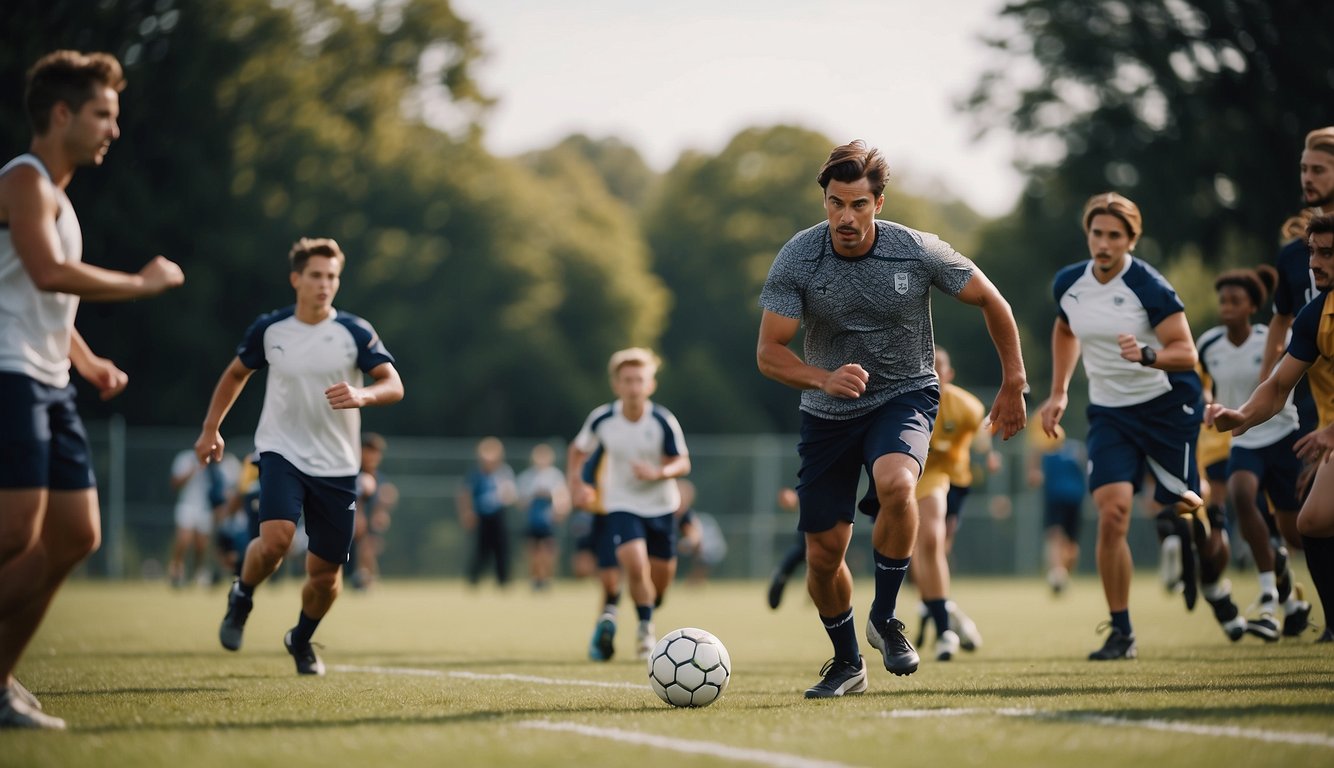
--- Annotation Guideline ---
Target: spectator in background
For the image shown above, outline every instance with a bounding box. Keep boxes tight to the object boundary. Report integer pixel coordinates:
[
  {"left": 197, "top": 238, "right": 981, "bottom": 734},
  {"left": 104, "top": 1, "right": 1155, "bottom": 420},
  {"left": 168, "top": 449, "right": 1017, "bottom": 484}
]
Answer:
[
  {"left": 168, "top": 448, "right": 238, "bottom": 588},
  {"left": 517, "top": 442, "right": 571, "bottom": 592},
  {"left": 458, "top": 436, "right": 517, "bottom": 588}
]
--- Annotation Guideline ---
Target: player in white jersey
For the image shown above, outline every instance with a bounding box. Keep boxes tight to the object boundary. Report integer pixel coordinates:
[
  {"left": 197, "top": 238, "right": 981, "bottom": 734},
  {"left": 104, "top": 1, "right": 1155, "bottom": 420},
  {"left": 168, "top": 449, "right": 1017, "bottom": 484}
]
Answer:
[
  {"left": 1039, "top": 192, "right": 1207, "bottom": 661},
  {"left": 0, "top": 51, "right": 184, "bottom": 730},
  {"left": 569, "top": 348, "right": 690, "bottom": 660},
  {"left": 1198, "top": 267, "right": 1311, "bottom": 640},
  {"left": 195, "top": 238, "right": 402, "bottom": 676}
]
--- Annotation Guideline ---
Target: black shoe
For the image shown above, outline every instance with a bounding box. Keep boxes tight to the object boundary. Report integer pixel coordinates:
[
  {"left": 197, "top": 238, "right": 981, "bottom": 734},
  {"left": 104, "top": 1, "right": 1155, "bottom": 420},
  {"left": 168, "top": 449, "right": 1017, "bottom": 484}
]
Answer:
[
  {"left": 284, "top": 630, "right": 326, "bottom": 676},
  {"left": 1205, "top": 582, "right": 1246, "bottom": 642},
  {"left": 1316, "top": 627, "right": 1333, "bottom": 644},
  {"left": 767, "top": 572, "right": 786, "bottom": 610},
  {"left": 1283, "top": 585, "right": 1311, "bottom": 637},
  {"left": 1245, "top": 599, "right": 1281, "bottom": 643},
  {"left": 803, "top": 656, "right": 867, "bottom": 699},
  {"left": 219, "top": 580, "right": 253, "bottom": 651},
  {"left": 1176, "top": 512, "right": 1200, "bottom": 611},
  {"left": 866, "top": 618, "right": 920, "bottom": 676},
  {"left": 1088, "top": 623, "right": 1137, "bottom": 660}
]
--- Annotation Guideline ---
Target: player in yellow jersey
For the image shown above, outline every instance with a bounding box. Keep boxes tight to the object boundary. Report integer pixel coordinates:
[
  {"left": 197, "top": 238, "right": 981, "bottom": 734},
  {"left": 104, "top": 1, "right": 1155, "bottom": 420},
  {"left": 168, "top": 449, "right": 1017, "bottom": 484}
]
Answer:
[{"left": 907, "top": 347, "right": 990, "bottom": 660}]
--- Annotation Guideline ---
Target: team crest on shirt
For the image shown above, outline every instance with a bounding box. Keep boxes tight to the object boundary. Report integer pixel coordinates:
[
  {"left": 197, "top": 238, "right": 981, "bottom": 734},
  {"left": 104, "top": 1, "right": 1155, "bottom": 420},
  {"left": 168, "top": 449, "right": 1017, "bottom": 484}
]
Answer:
[
  {"left": 894, "top": 273, "right": 909, "bottom": 294},
  {"left": 1113, "top": 296, "right": 1125, "bottom": 306}
]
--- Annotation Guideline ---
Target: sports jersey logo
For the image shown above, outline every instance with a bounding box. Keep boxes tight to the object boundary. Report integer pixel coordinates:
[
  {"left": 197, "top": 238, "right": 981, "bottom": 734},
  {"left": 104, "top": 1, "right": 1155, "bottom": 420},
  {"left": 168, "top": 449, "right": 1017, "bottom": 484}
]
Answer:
[
  {"left": 1113, "top": 296, "right": 1125, "bottom": 306},
  {"left": 894, "top": 273, "right": 909, "bottom": 294}
]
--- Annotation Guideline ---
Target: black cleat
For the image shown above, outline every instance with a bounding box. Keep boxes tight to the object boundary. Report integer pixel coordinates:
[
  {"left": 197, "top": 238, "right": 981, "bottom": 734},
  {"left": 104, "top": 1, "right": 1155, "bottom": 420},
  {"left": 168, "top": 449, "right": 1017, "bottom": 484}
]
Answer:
[
  {"left": 1283, "top": 585, "right": 1312, "bottom": 637},
  {"left": 219, "top": 580, "right": 253, "bottom": 651},
  {"left": 1245, "top": 595, "right": 1280, "bottom": 642},
  {"left": 767, "top": 572, "right": 787, "bottom": 610},
  {"left": 804, "top": 656, "right": 867, "bottom": 699},
  {"left": 866, "top": 618, "right": 920, "bottom": 676},
  {"left": 284, "top": 630, "right": 326, "bottom": 676},
  {"left": 1175, "top": 512, "right": 1200, "bottom": 611},
  {"left": 1205, "top": 582, "right": 1246, "bottom": 642},
  {"left": 1088, "top": 623, "right": 1137, "bottom": 660},
  {"left": 1316, "top": 627, "right": 1333, "bottom": 644}
]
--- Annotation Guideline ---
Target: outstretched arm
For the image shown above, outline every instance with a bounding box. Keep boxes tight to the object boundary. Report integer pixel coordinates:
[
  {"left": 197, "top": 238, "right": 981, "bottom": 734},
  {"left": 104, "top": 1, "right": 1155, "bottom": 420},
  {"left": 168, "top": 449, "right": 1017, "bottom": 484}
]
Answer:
[
  {"left": 954, "top": 271, "right": 1027, "bottom": 440},
  {"left": 1039, "top": 318, "right": 1080, "bottom": 438},
  {"left": 1206, "top": 354, "right": 1309, "bottom": 437},
  {"left": 194, "top": 357, "right": 256, "bottom": 465}
]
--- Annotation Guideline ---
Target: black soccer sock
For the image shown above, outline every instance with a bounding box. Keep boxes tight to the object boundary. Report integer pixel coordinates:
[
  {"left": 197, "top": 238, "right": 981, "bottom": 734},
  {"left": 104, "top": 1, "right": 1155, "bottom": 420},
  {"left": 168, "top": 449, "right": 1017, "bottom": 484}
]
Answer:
[
  {"left": 1110, "top": 609, "right": 1133, "bottom": 637},
  {"left": 868, "top": 552, "right": 911, "bottom": 627},
  {"left": 635, "top": 604, "right": 652, "bottom": 623},
  {"left": 924, "top": 598, "right": 950, "bottom": 639},
  {"left": 236, "top": 580, "right": 256, "bottom": 598},
  {"left": 291, "top": 611, "right": 321, "bottom": 646},
  {"left": 820, "top": 607, "right": 860, "bottom": 664},
  {"left": 1301, "top": 534, "right": 1334, "bottom": 622}
]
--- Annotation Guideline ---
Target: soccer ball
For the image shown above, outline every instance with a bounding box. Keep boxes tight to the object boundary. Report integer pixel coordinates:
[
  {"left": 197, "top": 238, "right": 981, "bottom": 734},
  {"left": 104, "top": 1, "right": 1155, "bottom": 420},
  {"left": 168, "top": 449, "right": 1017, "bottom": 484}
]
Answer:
[{"left": 647, "top": 627, "right": 731, "bottom": 708}]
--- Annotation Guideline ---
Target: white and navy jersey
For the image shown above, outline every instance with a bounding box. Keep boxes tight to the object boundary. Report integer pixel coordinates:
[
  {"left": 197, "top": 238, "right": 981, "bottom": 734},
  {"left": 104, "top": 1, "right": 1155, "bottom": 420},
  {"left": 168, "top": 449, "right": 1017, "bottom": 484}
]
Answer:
[
  {"left": 759, "top": 219, "right": 975, "bottom": 420},
  {"left": 0, "top": 154, "right": 82, "bottom": 387},
  {"left": 571, "top": 399, "right": 688, "bottom": 517},
  {"left": 1054, "top": 257, "right": 1186, "bottom": 408},
  {"left": 1197, "top": 324, "right": 1298, "bottom": 449},
  {"left": 238, "top": 306, "right": 394, "bottom": 477}
]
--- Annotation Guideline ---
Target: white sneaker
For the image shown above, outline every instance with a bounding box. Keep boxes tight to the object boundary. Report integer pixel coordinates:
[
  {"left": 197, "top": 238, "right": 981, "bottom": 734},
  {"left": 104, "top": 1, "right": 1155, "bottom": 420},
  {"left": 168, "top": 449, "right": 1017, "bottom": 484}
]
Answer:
[
  {"left": 636, "top": 622, "right": 655, "bottom": 659},
  {"left": 947, "top": 601, "right": 982, "bottom": 652},
  {"left": 9, "top": 678, "right": 40, "bottom": 710},
  {"left": 0, "top": 689, "right": 66, "bottom": 730},
  {"left": 935, "top": 629, "right": 961, "bottom": 661},
  {"left": 1159, "top": 535, "right": 1183, "bottom": 591}
]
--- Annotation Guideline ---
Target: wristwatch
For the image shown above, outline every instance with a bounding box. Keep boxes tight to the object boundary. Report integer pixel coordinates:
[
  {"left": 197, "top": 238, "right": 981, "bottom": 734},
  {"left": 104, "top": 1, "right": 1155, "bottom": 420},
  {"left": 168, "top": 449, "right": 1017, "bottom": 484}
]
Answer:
[{"left": 1139, "top": 345, "right": 1157, "bottom": 366}]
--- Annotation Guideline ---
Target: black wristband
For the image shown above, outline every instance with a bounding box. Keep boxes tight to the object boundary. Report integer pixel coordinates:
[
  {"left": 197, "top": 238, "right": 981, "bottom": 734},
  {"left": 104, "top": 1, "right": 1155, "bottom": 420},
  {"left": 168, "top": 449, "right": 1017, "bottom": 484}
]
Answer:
[{"left": 1139, "top": 345, "right": 1157, "bottom": 366}]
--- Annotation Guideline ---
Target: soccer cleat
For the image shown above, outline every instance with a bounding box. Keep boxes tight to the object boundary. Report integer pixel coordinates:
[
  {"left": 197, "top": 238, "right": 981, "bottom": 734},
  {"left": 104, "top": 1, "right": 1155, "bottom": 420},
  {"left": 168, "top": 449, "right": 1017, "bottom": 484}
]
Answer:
[
  {"left": 935, "top": 629, "right": 961, "bottom": 661},
  {"left": 219, "top": 580, "right": 254, "bottom": 651},
  {"left": 636, "top": 622, "right": 655, "bottom": 660},
  {"left": 1245, "top": 595, "right": 1281, "bottom": 642},
  {"left": 283, "top": 630, "right": 326, "bottom": 676},
  {"left": 1283, "top": 585, "right": 1312, "bottom": 637},
  {"left": 10, "top": 678, "right": 41, "bottom": 711},
  {"left": 1173, "top": 512, "right": 1200, "bottom": 611},
  {"left": 588, "top": 615, "right": 616, "bottom": 661},
  {"left": 0, "top": 688, "right": 66, "bottom": 730},
  {"left": 948, "top": 601, "right": 982, "bottom": 652},
  {"left": 1204, "top": 582, "right": 1246, "bottom": 642},
  {"left": 866, "top": 617, "right": 920, "bottom": 676},
  {"left": 804, "top": 656, "right": 868, "bottom": 699},
  {"left": 1088, "top": 623, "right": 1137, "bottom": 660},
  {"left": 1317, "top": 627, "right": 1333, "bottom": 644},
  {"left": 767, "top": 571, "right": 787, "bottom": 610}
]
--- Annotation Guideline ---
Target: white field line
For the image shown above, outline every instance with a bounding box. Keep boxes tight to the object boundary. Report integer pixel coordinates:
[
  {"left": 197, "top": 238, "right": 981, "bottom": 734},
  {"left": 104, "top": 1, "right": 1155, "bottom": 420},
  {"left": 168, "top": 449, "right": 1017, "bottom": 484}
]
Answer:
[
  {"left": 885, "top": 707, "right": 1334, "bottom": 749},
  {"left": 332, "top": 664, "right": 650, "bottom": 690},
  {"left": 518, "top": 720, "right": 864, "bottom": 768}
]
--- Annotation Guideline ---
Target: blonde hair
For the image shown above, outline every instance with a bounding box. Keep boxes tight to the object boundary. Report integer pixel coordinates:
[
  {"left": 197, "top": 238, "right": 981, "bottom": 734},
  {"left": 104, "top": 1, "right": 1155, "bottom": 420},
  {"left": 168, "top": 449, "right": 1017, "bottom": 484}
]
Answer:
[
  {"left": 607, "top": 347, "right": 660, "bottom": 380},
  {"left": 1306, "top": 126, "right": 1334, "bottom": 156},
  {"left": 1082, "top": 192, "right": 1143, "bottom": 246}
]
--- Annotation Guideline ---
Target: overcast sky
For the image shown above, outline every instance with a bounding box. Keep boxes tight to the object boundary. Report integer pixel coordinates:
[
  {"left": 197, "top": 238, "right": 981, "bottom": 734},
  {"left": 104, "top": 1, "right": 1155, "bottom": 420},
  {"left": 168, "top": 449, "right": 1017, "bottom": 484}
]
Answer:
[{"left": 449, "top": 0, "right": 1025, "bottom": 216}]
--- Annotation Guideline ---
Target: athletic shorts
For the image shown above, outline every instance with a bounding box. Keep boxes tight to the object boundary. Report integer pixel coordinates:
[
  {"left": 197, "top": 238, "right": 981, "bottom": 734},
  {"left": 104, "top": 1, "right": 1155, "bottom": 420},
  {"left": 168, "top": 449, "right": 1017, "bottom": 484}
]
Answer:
[
  {"left": 1044, "top": 499, "right": 1082, "bottom": 541},
  {"left": 257, "top": 452, "right": 357, "bottom": 564},
  {"left": 0, "top": 372, "right": 96, "bottom": 490},
  {"left": 1204, "top": 458, "right": 1228, "bottom": 484},
  {"left": 945, "top": 484, "right": 970, "bottom": 521},
  {"left": 174, "top": 503, "right": 212, "bottom": 534},
  {"left": 605, "top": 510, "right": 677, "bottom": 561},
  {"left": 1227, "top": 431, "right": 1304, "bottom": 512},
  {"left": 1086, "top": 379, "right": 1202, "bottom": 506},
  {"left": 797, "top": 387, "right": 937, "bottom": 533}
]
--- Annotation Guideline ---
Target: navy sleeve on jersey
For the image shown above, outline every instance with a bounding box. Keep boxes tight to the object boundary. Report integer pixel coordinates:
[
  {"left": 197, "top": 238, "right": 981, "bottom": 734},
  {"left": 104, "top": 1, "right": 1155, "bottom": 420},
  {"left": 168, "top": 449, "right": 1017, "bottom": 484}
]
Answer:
[
  {"left": 652, "top": 407, "right": 684, "bottom": 457},
  {"left": 235, "top": 307, "right": 294, "bottom": 370},
  {"left": 1196, "top": 328, "right": 1224, "bottom": 375},
  {"left": 1287, "top": 292, "right": 1328, "bottom": 362},
  {"left": 581, "top": 446, "right": 604, "bottom": 483},
  {"left": 1273, "top": 238, "right": 1309, "bottom": 317},
  {"left": 1124, "top": 260, "right": 1185, "bottom": 327},
  {"left": 1051, "top": 263, "right": 1083, "bottom": 323},
  {"left": 336, "top": 312, "right": 396, "bottom": 373}
]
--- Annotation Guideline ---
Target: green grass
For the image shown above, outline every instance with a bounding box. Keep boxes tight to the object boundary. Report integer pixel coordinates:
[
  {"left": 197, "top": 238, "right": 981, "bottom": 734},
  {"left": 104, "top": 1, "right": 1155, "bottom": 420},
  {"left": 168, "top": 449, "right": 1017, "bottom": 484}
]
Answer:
[{"left": 5, "top": 573, "right": 1331, "bottom": 767}]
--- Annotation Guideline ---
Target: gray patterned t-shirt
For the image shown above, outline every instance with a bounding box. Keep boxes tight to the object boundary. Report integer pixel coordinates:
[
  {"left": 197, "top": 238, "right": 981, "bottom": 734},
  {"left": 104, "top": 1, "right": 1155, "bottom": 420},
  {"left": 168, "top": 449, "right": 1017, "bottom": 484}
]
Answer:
[{"left": 759, "top": 219, "right": 976, "bottom": 419}]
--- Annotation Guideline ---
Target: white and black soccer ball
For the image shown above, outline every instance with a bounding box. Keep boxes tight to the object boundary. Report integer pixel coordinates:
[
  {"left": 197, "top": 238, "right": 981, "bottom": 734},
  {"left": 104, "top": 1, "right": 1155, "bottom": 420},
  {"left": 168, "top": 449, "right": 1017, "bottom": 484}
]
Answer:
[{"left": 647, "top": 627, "right": 731, "bottom": 708}]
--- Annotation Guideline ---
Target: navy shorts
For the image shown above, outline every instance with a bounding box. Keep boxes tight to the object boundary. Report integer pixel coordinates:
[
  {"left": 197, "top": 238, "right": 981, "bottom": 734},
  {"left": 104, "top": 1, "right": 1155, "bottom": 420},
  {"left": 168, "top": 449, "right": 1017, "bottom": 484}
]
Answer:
[
  {"left": 257, "top": 452, "right": 357, "bottom": 564},
  {"left": 797, "top": 387, "right": 938, "bottom": 533},
  {"left": 944, "top": 484, "right": 970, "bottom": 521},
  {"left": 0, "top": 372, "right": 95, "bottom": 490},
  {"left": 1227, "top": 431, "right": 1304, "bottom": 512},
  {"left": 604, "top": 511, "right": 677, "bottom": 561},
  {"left": 1044, "top": 499, "right": 1082, "bottom": 541},
  {"left": 1086, "top": 379, "right": 1202, "bottom": 505}
]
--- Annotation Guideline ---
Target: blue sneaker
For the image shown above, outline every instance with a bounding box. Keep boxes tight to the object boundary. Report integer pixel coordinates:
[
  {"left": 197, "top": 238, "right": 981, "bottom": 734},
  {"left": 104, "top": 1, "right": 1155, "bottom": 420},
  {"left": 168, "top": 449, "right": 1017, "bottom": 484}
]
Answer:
[{"left": 588, "top": 615, "right": 616, "bottom": 661}]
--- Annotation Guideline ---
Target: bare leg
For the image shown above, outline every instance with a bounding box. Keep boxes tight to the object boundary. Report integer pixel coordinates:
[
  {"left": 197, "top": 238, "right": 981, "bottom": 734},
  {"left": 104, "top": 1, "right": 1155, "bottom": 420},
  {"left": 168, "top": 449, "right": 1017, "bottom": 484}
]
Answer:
[{"left": 1092, "top": 483, "right": 1135, "bottom": 613}]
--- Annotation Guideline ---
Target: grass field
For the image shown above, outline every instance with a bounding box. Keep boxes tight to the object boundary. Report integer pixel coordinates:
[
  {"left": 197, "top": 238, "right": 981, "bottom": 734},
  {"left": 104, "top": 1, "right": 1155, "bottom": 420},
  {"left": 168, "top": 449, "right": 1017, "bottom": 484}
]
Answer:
[{"left": 4, "top": 572, "right": 1331, "bottom": 768}]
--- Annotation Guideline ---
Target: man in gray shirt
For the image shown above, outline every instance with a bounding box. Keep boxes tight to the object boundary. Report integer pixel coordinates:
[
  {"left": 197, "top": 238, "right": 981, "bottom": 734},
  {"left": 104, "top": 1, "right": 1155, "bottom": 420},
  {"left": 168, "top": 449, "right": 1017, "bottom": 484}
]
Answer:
[{"left": 757, "top": 140, "right": 1026, "bottom": 698}]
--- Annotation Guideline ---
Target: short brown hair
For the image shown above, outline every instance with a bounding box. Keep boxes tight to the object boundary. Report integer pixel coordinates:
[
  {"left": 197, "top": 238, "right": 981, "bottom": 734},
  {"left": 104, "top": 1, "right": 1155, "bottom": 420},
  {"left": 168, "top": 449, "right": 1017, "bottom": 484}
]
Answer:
[
  {"left": 1308, "top": 213, "right": 1334, "bottom": 240},
  {"left": 817, "top": 140, "right": 889, "bottom": 197},
  {"left": 288, "top": 237, "right": 345, "bottom": 273},
  {"left": 25, "top": 50, "right": 125, "bottom": 135},
  {"left": 1081, "top": 192, "right": 1143, "bottom": 245}
]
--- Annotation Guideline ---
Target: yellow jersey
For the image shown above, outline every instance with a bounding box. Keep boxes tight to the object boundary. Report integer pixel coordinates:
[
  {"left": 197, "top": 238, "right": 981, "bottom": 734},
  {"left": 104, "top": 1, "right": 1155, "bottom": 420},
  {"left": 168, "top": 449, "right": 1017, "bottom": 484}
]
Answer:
[{"left": 917, "top": 382, "right": 986, "bottom": 499}]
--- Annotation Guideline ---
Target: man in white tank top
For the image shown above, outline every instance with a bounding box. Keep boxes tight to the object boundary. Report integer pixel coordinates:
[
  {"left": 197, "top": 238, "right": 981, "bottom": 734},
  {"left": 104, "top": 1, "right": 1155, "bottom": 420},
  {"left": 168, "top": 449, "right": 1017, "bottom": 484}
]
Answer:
[{"left": 0, "top": 51, "right": 184, "bottom": 730}]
